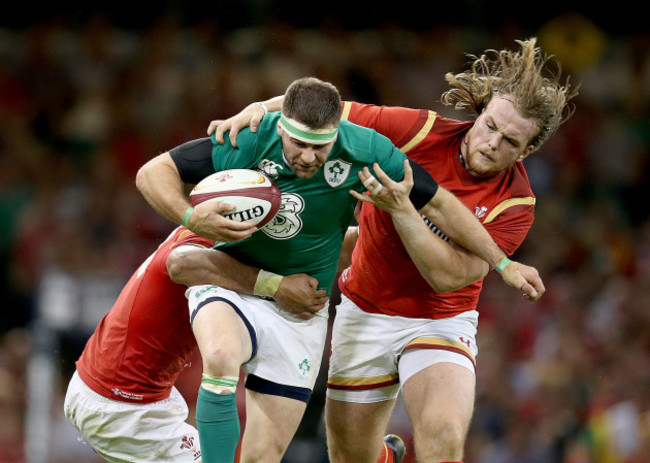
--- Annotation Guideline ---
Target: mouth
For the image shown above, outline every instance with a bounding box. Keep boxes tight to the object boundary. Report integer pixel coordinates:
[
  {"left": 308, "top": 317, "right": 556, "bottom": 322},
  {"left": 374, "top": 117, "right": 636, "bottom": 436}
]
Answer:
[
  {"left": 478, "top": 150, "right": 493, "bottom": 163},
  {"left": 295, "top": 163, "right": 319, "bottom": 170}
]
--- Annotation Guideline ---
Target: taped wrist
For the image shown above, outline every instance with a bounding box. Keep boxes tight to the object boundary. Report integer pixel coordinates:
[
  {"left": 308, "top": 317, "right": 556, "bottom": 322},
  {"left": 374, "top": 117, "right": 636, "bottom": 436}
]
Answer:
[{"left": 253, "top": 269, "right": 283, "bottom": 297}]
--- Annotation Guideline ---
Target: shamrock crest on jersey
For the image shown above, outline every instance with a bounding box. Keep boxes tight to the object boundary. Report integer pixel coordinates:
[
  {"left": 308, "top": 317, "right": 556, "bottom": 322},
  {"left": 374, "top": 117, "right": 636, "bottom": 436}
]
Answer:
[
  {"left": 298, "top": 358, "right": 312, "bottom": 377},
  {"left": 324, "top": 159, "right": 351, "bottom": 187}
]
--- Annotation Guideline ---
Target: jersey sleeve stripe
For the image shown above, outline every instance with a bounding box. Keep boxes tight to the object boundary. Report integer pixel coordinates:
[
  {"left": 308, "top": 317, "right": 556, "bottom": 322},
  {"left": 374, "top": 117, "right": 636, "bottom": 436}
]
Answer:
[
  {"left": 341, "top": 101, "right": 353, "bottom": 120},
  {"left": 399, "top": 110, "right": 437, "bottom": 153},
  {"left": 483, "top": 197, "right": 536, "bottom": 224}
]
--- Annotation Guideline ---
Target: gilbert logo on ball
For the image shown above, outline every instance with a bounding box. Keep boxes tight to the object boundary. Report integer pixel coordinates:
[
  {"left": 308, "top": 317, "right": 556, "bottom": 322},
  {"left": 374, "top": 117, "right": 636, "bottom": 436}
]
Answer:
[{"left": 190, "top": 169, "right": 282, "bottom": 227}]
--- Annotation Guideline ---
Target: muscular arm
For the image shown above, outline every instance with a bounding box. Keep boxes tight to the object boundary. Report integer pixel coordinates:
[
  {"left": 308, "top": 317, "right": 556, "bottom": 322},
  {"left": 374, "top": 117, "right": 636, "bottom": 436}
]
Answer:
[
  {"left": 419, "top": 185, "right": 508, "bottom": 271},
  {"left": 167, "top": 245, "right": 328, "bottom": 317},
  {"left": 209, "top": 96, "right": 283, "bottom": 147},
  {"left": 135, "top": 152, "right": 257, "bottom": 242},
  {"left": 136, "top": 153, "right": 193, "bottom": 225},
  {"left": 352, "top": 161, "right": 544, "bottom": 300},
  {"left": 386, "top": 200, "right": 488, "bottom": 292}
]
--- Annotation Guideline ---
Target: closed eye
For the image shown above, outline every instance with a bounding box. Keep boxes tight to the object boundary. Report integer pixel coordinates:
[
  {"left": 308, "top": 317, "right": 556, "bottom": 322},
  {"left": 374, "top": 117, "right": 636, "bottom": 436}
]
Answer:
[
  {"left": 505, "top": 136, "right": 519, "bottom": 147},
  {"left": 486, "top": 118, "right": 519, "bottom": 148}
]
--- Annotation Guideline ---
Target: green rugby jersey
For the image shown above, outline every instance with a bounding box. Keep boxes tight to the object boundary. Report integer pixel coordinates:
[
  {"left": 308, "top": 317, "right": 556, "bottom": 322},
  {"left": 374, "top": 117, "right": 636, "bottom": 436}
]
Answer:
[{"left": 210, "top": 112, "right": 407, "bottom": 294}]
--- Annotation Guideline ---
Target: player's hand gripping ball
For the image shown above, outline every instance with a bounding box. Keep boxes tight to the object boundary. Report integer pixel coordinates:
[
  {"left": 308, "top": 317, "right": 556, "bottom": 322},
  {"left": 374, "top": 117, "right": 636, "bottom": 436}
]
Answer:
[{"left": 190, "top": 169, "right": 281, "bottom": 227}]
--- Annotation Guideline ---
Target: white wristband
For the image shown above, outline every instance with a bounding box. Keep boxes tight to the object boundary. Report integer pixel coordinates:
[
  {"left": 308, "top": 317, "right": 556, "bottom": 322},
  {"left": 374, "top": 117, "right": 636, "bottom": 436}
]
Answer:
[
  {"left": 255, "top": 102, "right": 269, "bottom": 115},
  {"left": 253, "top": 269, "right": 283, "bottom": 297}
]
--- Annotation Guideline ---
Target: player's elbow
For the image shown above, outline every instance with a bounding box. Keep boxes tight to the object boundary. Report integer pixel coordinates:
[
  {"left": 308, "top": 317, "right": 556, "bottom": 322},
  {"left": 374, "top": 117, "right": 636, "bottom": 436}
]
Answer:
[
  {"left": 135, "top": 161, "right": 152, "bottom": 195},
  {"left": 425, "top": 273, "right": 464, "bottom": 293},
  {"left": 166, "top": 252, "right": 184, "bottom": 284},
  {"left": 166, "top": 248, "right": 195, "bottom": 284},
  {"left": 424, "top": 268, "right": 476, "bottom": 294},
  {"left": 135, "top": 153, "right": 171, "bottom": 193}
]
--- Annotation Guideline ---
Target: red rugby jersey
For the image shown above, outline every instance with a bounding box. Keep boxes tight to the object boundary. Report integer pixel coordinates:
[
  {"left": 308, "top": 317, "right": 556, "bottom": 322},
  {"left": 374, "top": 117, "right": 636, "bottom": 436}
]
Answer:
[
  {"left": 76, "top": 227, "right": 214, "bottom": 403},
  {"left": 339, "top": 102, "right": 535, "bottom": 319}
]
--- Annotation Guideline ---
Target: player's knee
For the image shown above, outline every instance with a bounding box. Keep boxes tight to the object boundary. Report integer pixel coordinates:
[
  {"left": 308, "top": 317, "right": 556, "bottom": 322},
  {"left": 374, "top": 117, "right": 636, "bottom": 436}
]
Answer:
[
  {"left": 414, "top": 421, "right": 466, "bottom": 460},
  {"left": 240, "top": 441, "right": 287, "bottom": 463},
  {"left": 328, "top": 439, "right": 379, "bottom": 463},
  {"left": 201, "top": 346, "right": 241, "bottom": 376}
]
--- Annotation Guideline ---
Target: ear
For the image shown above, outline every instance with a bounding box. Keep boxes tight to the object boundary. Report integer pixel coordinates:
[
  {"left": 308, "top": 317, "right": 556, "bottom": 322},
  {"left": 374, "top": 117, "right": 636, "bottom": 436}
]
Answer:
[
  {"left": 518, "top": 145, "right": 535, "bottom": 162},
  {"left": 277, "top": 122, "right": 283, "bottom": 137}
]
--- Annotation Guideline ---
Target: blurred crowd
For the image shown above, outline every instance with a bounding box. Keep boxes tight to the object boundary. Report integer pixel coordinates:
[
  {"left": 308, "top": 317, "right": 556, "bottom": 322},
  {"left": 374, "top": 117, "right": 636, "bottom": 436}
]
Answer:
[{"left": 0, "top": 6, "right": 649, "bottom": 463}]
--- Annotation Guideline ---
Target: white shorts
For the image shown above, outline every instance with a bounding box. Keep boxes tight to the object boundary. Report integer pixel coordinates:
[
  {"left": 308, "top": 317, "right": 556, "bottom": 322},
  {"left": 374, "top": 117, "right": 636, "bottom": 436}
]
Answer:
[
  {"left": 186, "top": 285, "right": 329, "bottom": 401},
  {"left": 327, "top": 294, "right": 479, "bottom": 403},
  {"left": 63, "top": 371, "right": 201, "bottom": 463}
]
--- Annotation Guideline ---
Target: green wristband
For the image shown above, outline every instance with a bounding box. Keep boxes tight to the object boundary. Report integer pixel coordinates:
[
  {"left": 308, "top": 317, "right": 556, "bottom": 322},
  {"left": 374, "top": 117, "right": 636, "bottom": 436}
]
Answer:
[
  {"left": 182, "top": 206, "right": 194, "bottom": 228},
  {"left": 495, "top": 257, "right": 512, "bottom": 273}
]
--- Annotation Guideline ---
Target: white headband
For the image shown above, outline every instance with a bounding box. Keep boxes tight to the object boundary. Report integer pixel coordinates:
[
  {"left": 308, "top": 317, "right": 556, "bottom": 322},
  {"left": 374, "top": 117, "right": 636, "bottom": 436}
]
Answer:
[{"left": 279, "top": 114, "right": 338, "bottom": 145}]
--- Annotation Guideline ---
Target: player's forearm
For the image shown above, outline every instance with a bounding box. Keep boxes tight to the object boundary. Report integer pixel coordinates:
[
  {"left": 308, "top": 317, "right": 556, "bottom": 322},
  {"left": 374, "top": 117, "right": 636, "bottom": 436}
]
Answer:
[
  {"left": 136, "top": 152, "right": 192, "bottom": 226},
  {"left": 259, "top": 96, "right": 283, "bottom": 112},
  {"left": 167, "top": 246, "right": 259, "bottom": 293},
  {"left": 421, "top": 187, "right": 506, "bottom": 269},
  {"left": 390, "top": 206, "right": 483, "bottom": 292},
  {"left": 167, "top": 246, "right": 326, "bottom": 314}
]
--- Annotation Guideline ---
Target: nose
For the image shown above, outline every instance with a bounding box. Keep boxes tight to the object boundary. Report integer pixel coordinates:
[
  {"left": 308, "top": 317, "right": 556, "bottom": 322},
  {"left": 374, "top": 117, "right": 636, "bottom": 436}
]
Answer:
[
  {"left": 487, "top": 132, "right": 501, "bottom": 151},
  {"left": 299, "top": 148, "right": 317, "bottom": 164}
]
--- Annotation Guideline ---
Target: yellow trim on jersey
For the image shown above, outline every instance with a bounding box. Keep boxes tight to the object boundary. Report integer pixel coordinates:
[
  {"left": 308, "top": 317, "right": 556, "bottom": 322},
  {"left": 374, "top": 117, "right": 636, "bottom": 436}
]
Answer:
[
  {"left": 341, "top": 101, "right": 352, "bottom": 121},
  {"left": 400, "top": 110, "right": 437, "bottom": 153},
  {"left": 483, "top": 197, "right": 536, "bottom": 224},
  {"left": 176, "top": 228, "right": 212, "bottom": 248},
  {"left": 178, "top": 229, "right": 194, "bottom": 241}
]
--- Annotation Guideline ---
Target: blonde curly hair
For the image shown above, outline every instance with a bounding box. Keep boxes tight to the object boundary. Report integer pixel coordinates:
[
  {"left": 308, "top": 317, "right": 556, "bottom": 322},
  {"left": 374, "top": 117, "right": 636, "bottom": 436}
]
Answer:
[{"left": 442, "top": 38, "right": 578, "bottom": 152}]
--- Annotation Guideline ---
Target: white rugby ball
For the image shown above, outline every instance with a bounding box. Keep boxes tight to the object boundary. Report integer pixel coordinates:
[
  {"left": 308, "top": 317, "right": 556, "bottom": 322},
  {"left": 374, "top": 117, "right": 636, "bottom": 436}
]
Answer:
[{"left": 189, "top": 169, "right": 281, "bottom": 227}]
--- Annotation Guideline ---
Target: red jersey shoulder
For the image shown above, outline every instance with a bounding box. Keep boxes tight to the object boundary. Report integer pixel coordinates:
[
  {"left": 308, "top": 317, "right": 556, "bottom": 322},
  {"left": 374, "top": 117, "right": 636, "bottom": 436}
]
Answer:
[
  {"left": 481, "top": 164, "right": 535, "bottom": 223},
  {"left": 343, "top": 102, "right": 472, "bottom": 160},
  {"left": 479, "top": 165, "right": 536, "bottom": 254},
  {"left": 508, "top": 162, "right": 535, "bottom": 198}
]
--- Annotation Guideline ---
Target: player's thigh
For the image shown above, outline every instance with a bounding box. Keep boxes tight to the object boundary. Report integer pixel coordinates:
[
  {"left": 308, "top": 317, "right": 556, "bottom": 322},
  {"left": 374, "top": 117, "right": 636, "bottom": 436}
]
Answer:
[
  {"left": 239, "top": 389, "right": 307, "bottom": 463},
  {"left": 325, "top": 397, "right": 396, "bottom": 463},
  {"left": 190, "top": 288, "right": 254, "bottom": 373},
  {"left": 401, "top": 361, "right": 475, "bottom": 442}
]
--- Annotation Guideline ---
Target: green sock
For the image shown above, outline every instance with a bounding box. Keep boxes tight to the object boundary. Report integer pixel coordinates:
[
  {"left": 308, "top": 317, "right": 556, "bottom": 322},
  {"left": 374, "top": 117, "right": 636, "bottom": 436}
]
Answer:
[{"left": 196, "top": 387, "right": 240, "bottom": 463}]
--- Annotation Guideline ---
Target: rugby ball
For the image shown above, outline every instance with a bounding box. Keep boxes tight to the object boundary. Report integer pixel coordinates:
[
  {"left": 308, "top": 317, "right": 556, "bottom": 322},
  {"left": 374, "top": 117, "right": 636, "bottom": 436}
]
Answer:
[{"left": 189, "top": 169, "right": 281, "bottom": 227}]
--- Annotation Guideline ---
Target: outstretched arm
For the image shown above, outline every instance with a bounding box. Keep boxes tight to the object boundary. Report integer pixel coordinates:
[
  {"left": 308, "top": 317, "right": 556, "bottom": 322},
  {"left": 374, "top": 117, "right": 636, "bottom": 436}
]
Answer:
[
  {"left": 167, "top": 245, "right": 328, "bottom": 318},
  {"left": 350, "top": 161, "right": 544, "bottom": 301},
  {"left": 208, "top": 96, "right": 284, "bottom": 147}
]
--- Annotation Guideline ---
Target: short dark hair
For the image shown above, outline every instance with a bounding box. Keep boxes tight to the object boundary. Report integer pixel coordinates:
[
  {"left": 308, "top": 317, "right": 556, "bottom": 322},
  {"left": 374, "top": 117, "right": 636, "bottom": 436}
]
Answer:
[{"left": 282, "top": 77, "right": 342, "bottom": 129}]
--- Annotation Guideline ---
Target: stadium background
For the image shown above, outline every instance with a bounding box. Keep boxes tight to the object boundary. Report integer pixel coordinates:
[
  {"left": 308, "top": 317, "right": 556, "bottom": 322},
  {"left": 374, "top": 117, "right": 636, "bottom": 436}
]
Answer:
[{"left": 1, "top": 2, "right": 648, "bottom": 462}]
